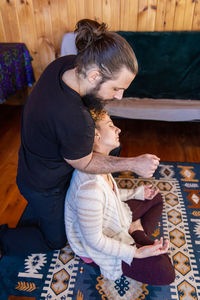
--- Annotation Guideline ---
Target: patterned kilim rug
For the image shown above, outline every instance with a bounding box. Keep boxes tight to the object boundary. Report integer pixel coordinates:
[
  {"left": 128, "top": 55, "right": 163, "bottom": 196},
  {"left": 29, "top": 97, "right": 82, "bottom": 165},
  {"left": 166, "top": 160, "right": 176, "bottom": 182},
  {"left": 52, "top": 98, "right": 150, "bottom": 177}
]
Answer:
[{"left": 0, "top": 162, "right": 200, "bottom": 300}]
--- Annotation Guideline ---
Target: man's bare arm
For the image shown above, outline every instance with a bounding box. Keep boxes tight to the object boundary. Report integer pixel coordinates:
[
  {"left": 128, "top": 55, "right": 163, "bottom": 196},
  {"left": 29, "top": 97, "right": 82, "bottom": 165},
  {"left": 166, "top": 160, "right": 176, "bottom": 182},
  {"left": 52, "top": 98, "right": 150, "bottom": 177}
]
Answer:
[{"left": 65, "top": 152, "right": 160, "bottom": 178}]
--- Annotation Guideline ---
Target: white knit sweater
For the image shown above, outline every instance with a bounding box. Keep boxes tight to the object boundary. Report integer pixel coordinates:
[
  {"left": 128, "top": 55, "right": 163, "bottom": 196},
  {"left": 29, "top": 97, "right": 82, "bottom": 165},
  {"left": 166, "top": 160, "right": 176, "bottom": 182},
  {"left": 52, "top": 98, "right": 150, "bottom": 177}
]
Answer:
[{"left": 64, "top": 170, "right": 144, "bottom": 280}]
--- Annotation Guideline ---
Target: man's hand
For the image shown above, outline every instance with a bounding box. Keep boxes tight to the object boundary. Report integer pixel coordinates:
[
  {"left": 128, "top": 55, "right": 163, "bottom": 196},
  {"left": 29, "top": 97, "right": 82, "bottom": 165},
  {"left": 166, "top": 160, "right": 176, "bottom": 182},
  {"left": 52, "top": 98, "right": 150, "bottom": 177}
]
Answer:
[
  {"left": 144, "top": 184, "right": 159, "bottom": 200},
  {"left": 130, "top": 154, "right": 160, "bottom": 178},
  {"left": 134, "top": 238, "right": 169, "bottom": 259}
]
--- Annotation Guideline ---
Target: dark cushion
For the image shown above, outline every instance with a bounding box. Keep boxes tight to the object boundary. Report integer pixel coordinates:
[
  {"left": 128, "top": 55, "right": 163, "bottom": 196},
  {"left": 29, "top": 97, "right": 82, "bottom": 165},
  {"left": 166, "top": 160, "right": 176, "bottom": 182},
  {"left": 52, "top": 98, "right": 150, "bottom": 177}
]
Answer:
[{"left": 117, "top": 31, "right": 200, "bottom": 100}]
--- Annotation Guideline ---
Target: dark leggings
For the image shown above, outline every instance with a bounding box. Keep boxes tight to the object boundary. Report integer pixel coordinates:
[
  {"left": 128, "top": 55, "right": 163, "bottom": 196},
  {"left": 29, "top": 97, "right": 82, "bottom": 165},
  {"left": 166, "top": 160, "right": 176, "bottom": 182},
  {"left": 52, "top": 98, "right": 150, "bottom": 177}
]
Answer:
[
  {"left": 89, "top": 193, "right": 175, "bottom": 285},
  {"left": 122, "top": 193, "right": 175, "bottom": 285}
]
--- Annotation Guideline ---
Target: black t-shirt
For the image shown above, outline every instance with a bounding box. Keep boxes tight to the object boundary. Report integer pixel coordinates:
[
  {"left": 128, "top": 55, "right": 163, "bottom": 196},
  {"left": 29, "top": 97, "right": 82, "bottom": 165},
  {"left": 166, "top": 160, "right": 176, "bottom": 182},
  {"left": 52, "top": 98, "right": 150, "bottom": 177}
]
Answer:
[{"left": 17, "top": 55, "right": 95, "bottom": 192}]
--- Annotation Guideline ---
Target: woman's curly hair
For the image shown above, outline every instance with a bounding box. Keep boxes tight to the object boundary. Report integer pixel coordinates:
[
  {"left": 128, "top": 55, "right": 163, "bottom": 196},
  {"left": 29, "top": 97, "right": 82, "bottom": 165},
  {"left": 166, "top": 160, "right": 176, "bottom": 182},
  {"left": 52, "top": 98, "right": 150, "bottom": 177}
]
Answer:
[{"left": 90, "top": 109, "right": 108, "bottom": 122}]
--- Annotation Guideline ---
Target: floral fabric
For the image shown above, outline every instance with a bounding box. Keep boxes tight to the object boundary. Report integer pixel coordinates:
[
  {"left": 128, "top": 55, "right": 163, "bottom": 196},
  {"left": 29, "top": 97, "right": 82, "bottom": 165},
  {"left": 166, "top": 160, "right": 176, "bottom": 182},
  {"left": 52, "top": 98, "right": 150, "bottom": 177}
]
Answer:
[{"left": 0, "top": 43, "right": 35, "bottom": 103}]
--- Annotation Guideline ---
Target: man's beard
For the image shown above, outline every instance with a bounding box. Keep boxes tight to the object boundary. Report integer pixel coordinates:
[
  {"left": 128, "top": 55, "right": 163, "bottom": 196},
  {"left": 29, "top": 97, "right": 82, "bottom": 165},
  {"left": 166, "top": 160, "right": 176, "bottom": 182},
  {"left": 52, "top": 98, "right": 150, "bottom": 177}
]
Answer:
[
  {"left": 82, "top": 82, "right": 115, "bottom": 112},
  {"left": 82, "top": 94, "right": 104, "bottom": 112}
]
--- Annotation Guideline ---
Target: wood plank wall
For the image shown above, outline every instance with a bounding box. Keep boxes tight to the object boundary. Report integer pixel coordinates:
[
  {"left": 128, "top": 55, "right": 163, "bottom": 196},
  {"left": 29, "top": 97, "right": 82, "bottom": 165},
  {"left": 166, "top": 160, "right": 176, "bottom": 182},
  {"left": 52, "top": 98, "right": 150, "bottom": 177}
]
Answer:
[{"left": 0, "top": 0, "right": 200, "bottom": 80}]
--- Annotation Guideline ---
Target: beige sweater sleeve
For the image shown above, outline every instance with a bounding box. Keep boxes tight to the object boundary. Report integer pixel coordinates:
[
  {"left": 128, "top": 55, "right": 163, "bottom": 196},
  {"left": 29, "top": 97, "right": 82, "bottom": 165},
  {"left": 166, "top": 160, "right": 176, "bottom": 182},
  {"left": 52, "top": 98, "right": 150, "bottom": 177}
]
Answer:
[
  {"left": 76, "top": 181, "right": 136, "bottom": 265},
  {"left": 119, "top": 185, "right": 145, "bottom": 202}
]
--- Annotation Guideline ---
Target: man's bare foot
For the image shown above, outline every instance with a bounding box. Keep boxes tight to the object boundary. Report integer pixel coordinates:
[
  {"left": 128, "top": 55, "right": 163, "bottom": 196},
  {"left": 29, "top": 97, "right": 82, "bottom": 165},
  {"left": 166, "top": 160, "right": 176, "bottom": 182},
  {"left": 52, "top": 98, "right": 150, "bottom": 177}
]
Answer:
[{"left": 128, "top": 219, "right": 143, "bottom": 234}]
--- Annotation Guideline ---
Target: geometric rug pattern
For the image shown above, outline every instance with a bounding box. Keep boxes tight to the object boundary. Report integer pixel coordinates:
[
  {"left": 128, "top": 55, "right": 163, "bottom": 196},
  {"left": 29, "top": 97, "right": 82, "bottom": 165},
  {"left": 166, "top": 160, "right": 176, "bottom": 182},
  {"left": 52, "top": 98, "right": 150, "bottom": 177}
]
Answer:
[{"left": 0, "top": 162, "right": 199, "bottom": 300}]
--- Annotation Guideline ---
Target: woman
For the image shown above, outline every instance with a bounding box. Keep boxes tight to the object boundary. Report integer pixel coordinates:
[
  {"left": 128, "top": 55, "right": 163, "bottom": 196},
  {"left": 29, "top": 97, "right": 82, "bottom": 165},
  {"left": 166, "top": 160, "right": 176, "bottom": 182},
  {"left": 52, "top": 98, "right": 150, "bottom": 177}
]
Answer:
[{"left": 65, "top": 110, "right": 175, "bottom": 285}]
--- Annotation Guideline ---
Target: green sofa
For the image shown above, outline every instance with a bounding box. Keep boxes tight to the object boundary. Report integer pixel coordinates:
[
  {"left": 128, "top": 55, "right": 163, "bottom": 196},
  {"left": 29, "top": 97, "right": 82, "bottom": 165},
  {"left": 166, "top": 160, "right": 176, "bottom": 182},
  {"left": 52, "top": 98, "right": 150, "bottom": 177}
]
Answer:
[{"left": 105, "top": 31, "right": 200, "bottom": 121}]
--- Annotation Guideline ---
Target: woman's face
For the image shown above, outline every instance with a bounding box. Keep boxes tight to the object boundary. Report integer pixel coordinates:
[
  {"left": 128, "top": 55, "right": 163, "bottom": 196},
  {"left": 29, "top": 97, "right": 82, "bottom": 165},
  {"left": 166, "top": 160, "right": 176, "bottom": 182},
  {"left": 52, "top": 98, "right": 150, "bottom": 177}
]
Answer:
[{"left": 94, "top": 114, "right": 121, "bottom": 154}]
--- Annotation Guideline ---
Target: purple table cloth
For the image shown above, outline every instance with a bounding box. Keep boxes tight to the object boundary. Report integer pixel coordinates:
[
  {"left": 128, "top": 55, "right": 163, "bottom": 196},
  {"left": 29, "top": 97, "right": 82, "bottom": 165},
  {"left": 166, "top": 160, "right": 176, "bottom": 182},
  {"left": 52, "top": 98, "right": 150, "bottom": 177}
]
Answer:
[{"left": 0, "top": 43, "right": 35, "bottom": 103}]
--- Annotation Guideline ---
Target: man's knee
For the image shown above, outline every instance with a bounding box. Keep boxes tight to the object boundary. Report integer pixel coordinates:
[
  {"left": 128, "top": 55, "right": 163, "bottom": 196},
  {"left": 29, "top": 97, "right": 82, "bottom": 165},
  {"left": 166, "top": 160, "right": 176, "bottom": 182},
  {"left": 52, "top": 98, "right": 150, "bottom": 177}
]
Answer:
[
  {"left": 40, "top": 217, "right": 67, "bottom": 250},
  {"left": 46, "top": 235, "right": 67, "bottom": 250}
]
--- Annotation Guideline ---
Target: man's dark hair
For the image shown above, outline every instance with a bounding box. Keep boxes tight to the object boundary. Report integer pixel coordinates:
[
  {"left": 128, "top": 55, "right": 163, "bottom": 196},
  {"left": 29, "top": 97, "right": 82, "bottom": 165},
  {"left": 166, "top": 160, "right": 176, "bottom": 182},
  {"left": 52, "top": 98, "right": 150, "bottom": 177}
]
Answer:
[{"left": 74, "top": 19, "right": 138, "bottom": 81}]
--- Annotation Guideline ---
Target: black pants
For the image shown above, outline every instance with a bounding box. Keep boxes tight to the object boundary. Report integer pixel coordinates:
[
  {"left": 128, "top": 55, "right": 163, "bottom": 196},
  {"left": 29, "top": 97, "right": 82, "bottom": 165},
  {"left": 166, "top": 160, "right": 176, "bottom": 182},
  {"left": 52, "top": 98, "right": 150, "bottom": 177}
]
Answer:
[{"left": 0, "top": 181, "right": 68, "bottom": 255}]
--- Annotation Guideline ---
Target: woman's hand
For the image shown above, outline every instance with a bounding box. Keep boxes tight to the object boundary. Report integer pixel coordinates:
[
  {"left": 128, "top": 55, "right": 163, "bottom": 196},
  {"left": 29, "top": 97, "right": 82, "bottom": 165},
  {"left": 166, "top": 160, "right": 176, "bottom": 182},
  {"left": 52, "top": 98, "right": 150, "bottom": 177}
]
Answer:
[
  {"left": 144, "top": 184, "right": 159, "bottom": 200},
  {"left": 134, "top": 238, "right": 169, "bottom": 259}
]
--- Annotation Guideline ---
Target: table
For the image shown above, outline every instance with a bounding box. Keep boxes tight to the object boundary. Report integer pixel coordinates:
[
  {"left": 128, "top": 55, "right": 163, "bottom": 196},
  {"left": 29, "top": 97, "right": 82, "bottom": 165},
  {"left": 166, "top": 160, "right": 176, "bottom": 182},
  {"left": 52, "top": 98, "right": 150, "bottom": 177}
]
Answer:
[{"left": 0, "top": 43, "right": 35, "bottom": 103}]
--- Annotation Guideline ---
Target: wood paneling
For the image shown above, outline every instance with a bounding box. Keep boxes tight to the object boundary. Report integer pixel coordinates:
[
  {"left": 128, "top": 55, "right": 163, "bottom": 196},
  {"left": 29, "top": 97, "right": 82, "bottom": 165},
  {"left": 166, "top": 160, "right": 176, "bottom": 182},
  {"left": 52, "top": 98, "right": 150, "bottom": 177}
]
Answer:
[
  {"left": 120, "top": 0, "right": 138, "bottom": 31},
  {"left": 183, "top": 0, "right": 196, "bottom": 30},
  {"left": 147, "top": 0, "right": 157, "bottom": 31},
  {"left": 164, "top": 0, "right": 176, "bottom": 30},
  {"left": 0, "top": 0, "right": 21, "bottom": 42},
  {"left": 193, "top": 0, "right": 200, "bottom": 30},
  {"left": 0, "top": 8, "right": 6, "bottom": 42},
  {"left": 102, "top": 0, "right": 121, "bottom": 30},
  {"left": 138, "top": 0, "right": 149, "bottom": 31},
  {"left": 0, "top": 0, "right": 200, "bottom": 78},
  {"left": 155, "top": 0, "right": 167, "bottom": 31},
  {"left": 173, "top": 0, "right": 186, "bottom": 30}
]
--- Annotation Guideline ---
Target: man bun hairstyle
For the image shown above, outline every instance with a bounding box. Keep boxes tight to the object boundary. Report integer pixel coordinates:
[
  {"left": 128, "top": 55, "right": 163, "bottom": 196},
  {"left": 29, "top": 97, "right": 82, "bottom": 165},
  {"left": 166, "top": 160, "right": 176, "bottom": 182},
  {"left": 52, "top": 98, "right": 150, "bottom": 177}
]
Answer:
[
  {"left": 75, "top": 19, "right": 107, "bottom": 53},
  {"left": 74, "top": 19, "right": 138, "bottom": 81}
]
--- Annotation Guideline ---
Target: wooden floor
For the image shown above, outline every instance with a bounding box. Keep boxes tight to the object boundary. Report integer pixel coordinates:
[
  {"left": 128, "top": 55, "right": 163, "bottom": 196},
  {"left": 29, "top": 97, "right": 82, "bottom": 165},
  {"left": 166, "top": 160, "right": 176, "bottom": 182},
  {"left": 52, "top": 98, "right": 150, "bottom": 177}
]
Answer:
[
  {"left": 0, "top": 104, "right": 200, "bottom": 227},
  {"left": 0, "top": 105, "right": 27, "bottom": 228},
  {"left": 114, "top": 118, "right": 200, "bottom": 162}
]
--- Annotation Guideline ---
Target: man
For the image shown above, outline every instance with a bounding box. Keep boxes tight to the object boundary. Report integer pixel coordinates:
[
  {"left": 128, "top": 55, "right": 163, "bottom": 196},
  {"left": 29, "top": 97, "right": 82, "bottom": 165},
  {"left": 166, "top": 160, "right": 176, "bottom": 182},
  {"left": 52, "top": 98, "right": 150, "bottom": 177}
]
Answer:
[{"left": 0, "top": 19, "right": 159, "bottom": 255}]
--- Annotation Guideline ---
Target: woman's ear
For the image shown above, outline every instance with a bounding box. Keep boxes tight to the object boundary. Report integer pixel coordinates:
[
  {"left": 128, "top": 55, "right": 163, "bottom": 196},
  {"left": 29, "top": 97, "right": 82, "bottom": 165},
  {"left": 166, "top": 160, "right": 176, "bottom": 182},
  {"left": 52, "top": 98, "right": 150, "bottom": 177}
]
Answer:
[
  {"left": 94, "top": 128, "right": 101, "bottom": 140},
  {"left": 93, "top": 128, "right": 101, "bottom": 151}
]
